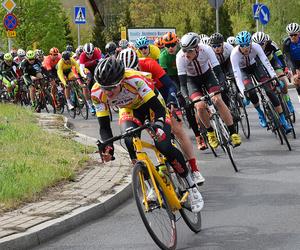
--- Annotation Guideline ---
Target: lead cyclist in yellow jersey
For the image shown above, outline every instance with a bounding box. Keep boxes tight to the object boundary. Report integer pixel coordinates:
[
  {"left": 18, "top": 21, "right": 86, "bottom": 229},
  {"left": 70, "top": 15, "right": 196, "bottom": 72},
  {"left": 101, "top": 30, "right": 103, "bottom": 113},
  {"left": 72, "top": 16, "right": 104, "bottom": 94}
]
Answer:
[
  {"left": 135, "top": 36, "right": 160, "bottom": 60},
  {"left": 91, "top": 57, "right": 203, "bottom": 213}
]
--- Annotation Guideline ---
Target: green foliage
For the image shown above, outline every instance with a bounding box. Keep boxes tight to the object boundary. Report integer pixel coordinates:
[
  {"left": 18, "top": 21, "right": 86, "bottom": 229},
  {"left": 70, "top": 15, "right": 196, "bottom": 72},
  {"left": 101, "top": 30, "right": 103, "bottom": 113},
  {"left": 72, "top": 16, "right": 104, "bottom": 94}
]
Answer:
[{"left": 91, "top": 13, "right": 106, "bottom": 50}]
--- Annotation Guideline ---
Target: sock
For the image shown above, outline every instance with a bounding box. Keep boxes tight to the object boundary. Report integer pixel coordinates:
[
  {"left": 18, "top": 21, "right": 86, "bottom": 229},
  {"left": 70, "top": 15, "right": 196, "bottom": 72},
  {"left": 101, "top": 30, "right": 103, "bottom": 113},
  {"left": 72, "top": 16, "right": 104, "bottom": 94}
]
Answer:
[
  {"left": 228, "top": 124, "right": 236, "bottom": 135},
  {"left": 207, "top": 126, "right": 214, "bottom": 132},
  {"left": 283, "top": 94, "right": 290, "bottom": 102},
  {"left": 188, "top": 158, "right": 198, "bottom": 172},
  {"left": 255, "top": 106, "right": 264, "bottom": 116}
]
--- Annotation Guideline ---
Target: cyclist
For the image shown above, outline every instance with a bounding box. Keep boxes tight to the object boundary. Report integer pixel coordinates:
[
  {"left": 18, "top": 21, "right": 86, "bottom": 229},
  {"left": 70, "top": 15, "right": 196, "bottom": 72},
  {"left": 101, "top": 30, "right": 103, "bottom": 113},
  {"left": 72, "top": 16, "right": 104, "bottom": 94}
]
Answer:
[
  {"left": 199, "top": 34, "right": 208, "bottom": 40},
  {"left": 227, "top": 36, "right": 236, "bottom": 47},
  {"left": 200, "top": 36, "right": 210, "bottom": 45},
  {"left": 73, "top": 45, "right": 84, "bottom": 61},
  {"left": 20, "top": 50, "right": 43, "bottom": 110},
  {"left": 154, "top": 37, "right": 165, "bottom": 50},
  {"left": 176, "top": 32, "right": 242, "bottom": 149},
  {"left": 135, "top": 36, "right": 160, "bottom": 60},
  {"left": 43, "top": 47, "right": 62, "bottom": 109},
  {"left": 14, "top": 49, "right": 26, "bottom": 65},
  {"left": 66, "top": 44, "right": 75, "bottom": 57},
  {"left": 252, "top": 31, "right": 295, "bottom": 113},
  {"left": 105, "top": 41, "right": 118, "bottom": 58},
  {"left": 91, "top": 57, "right": 204, "bottom": 212},
  {"left": 118, "top": 48, "right": 205, "bottom": 185},
  {"left": 57, "top": 51, "right": 86, "bottom": 110},
  {"left": 10, "top": 48, "right": 17, "bottom": 58},
  {"left": 159, "top": 31, "right": 206, "bottom": 150},
  {"left": 119, "top": 39, "right": 129, "bottom": 50},
  {"left": 0, "top": 53, "right": 19, "bottom": 100},
  {"left": 283, "top": 23, "right": 300, "bottom": 101},
  {"left": 230, "top": 31, "right": 292, "bottom": 133},
  {"left": 35, "top": 49, "right": 44, "bottom": 63}
]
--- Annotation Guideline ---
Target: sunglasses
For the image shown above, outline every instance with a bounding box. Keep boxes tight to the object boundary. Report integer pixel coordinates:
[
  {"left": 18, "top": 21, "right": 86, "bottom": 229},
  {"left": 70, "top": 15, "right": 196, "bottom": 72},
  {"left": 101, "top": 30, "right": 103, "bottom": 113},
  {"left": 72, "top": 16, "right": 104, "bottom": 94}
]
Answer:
[
  {"left": 51, "top": 54, "right": 58, "bottom": 56},
  {"left": 100, "top": 82, "right": 121, "bottom": 91},
  {"left": 211, "top": 43, "right": 222, "bottom": 48},
  {"left": 165, "top": 43, "right": 177, "bottom": 48},
  {"left": 139, "top": 46, "right": 148, "bottom": 50},
  {"left": 289, "top": 33, "right": 298, "bottom": 37},
  {"left": 28, "top": 58, "right": 35, "bottom": 61},
  {"left": 182, "top": 48, "right": 195, "bottom": 53},
  {"left": 240, "top": 43, "right": 250, "bottom": 48}
]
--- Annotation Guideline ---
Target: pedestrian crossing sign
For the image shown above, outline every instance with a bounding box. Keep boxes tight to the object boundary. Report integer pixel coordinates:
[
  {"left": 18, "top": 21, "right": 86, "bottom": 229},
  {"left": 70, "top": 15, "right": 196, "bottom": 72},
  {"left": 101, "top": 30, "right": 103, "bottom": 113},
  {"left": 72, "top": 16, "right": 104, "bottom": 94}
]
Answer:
[{"left": 74, "top": 6, "right": 86, "bottom": 24}]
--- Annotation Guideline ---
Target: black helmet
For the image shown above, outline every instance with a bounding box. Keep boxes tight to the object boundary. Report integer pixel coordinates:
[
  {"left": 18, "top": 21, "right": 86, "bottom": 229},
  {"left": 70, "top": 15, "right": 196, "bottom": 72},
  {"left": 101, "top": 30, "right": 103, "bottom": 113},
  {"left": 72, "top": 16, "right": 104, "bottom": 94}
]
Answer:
[
  {"left": 62, "top": 51, "right": 71, "bottom": 61},
  {"left": 105, "top": 42, "right": 117, "bottom": 55},
  {"left": 66, "top": 44, "right": 73, "bottom": 52},
  {"left": 0, "top": 52, "right": 4, "bottom": 60},
  {"left": 94, "top": 57, "right": 125, "bottom": 87},
  {"left": 209, "top": 33, "right": 224, "bottom": 45}
]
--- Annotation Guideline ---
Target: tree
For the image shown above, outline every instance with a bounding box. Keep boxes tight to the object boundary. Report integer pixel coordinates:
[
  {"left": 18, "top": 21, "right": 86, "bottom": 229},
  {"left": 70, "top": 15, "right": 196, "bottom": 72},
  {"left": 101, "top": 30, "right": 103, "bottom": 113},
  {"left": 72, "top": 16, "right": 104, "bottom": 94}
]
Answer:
[
  {"left": 92, "top": 13, "right": 106, "bottom": 51},
  {"left": 184, "top": 16, "right": 193, "bottom": 33},
  {"left": 62, "top": 10, "right": 74, "bottom": 48}
]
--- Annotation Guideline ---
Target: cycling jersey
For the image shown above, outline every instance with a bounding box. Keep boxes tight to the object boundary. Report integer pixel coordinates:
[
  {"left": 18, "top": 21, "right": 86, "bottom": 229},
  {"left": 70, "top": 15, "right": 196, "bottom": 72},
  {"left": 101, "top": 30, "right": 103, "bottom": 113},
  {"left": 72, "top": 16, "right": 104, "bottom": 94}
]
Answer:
[
  {"left": 20, "top": 59, "right": 43, "bottom": 86},
  {"left": 0, "top": 61, "right": 18, "bottom": 87},
  {"left": 215, "top": 42, "right": 233, "bottom": 65},
  {"left": 43, "top": 54, "right": 62, "bottom": 71},
  {"left": 136, "top": 44, "right": 160, "bottom": 60},
  {"left": 263, "top": 40, "right": 286, "bottom": 69},
  {"left": 79, "top": 48, "right": 101, "bottom": 71},
  {"left": 283, "top": 37, "right": 300, "bottom": 72},
  {"left": 91, "top": 69, "right": 156, "bottom": 117},
  {"left": 159, "top": 46, "right": 180, "bottom": 76},
  {"left": 230, "top": 42, "right": 276, "bottom": 93},
  {"left": 57, "top": 58, "right": 83, "bottom": 85}
]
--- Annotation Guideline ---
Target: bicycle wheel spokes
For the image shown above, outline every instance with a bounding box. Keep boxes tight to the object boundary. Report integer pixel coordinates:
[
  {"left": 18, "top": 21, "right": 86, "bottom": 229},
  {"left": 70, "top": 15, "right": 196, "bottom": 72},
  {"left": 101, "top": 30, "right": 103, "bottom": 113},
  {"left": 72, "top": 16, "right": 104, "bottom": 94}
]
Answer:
[
  {"left": 77, "top": 89, "right": 89, "bottom": 120},
  {"left": 237, "top": 99, "right": 250, "bottom": 139},
  {"left": 132, "top": 162, "right": 177, "bottom": 250}
]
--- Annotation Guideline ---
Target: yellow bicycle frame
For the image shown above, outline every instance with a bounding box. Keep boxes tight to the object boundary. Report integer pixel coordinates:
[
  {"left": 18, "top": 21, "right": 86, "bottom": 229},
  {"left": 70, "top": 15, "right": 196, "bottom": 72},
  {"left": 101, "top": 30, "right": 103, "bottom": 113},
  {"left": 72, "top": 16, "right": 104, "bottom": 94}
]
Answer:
[{"left": 133, "top": 137, "right": 189, "bottom": 212}]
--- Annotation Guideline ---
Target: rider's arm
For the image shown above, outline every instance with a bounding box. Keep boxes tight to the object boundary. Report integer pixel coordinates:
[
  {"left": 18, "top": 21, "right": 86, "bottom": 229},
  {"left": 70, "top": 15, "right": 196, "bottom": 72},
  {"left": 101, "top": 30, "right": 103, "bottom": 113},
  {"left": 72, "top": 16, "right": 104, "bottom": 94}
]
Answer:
[
  {"left": 57, "top": 59, "right": 66, "bottom": 85},
  {"left": 255, "top": 43, "right": 277, "bottom": 78},
  {"left": 230, "top": 50, "right": 245, "bottom": 95},
  {"left": 283, "top": 38, "right": 296, "bottom": 73},
  {"left": 159, "top": 74, "right": 178, "bottom": 106},
  {"left": 176, "top": 52, "right": 189, "bottom": 98},
  {"left": 20, "top": 61, "right": 33, "bottom": 85},
  {"left": 72, "top": 58, "right": 85, "bottom": 78},
  {"left": 97, "top": 115, "right": 114, "bottom": 155}
]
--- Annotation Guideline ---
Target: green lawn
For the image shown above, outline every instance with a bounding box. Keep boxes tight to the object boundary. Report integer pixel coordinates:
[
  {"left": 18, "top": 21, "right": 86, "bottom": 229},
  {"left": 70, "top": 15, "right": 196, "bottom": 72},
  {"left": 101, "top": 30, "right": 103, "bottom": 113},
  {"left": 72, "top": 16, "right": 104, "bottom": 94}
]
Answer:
[{"left": 0, "top": 104, "right": 91, "bottom": 211}]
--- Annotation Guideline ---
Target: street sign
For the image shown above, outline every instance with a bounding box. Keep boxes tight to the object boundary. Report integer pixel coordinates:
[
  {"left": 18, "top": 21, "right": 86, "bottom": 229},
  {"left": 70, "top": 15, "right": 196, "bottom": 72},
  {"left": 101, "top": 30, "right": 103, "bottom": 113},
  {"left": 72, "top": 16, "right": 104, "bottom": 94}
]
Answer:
[
  {"left": 253, "top": 3, "right": 260, "bottom": 20},
  {"left": 3, "top": 13, "right": 17, "bottom": 30},
  {"left": 2, "top": 0, "right": 16, "bottom": 13},
  {"left": 120, "top": 26, "right": 126, "bottom": 40},
  {"left": 74, "top": 6, "right": 86, "bottom": 24},
  {"left": 259, "top": 4, "right": 270, "bottom": 25},
  {"left": 6, "top": 30, "right": 16, "bottom": 38},
  {"left": 208, "top": 0, "right": 224, "bottom": 9}
]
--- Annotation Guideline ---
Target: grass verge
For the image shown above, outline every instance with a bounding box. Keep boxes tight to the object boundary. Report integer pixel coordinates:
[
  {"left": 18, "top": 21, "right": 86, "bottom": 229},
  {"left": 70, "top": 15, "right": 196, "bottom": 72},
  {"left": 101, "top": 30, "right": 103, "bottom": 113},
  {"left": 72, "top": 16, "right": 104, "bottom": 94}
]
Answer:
[{"left": 0, "top": 104, "right": 92, "bottom": 211}]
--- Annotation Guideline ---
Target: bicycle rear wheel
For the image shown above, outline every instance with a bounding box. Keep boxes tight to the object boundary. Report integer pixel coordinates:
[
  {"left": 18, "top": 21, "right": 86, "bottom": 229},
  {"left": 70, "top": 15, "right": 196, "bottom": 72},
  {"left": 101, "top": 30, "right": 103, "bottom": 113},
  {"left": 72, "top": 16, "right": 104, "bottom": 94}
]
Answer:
[
  {"left": 236, "top": 97, "right": 250, "bottom": 139},
  {"left": 77, "top": 89, "right": 89, "bottom": 120},
  {"left": 132, "top": 162, "right": 177, "bottom": 250}
]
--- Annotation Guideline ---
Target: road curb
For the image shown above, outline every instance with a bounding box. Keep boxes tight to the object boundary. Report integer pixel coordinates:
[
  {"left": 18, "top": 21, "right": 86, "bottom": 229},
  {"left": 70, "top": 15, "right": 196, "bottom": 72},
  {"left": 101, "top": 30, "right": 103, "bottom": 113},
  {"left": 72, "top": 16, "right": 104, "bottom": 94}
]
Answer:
[{"left": 0, "top": 115, "right": 133, "bottom": 250}]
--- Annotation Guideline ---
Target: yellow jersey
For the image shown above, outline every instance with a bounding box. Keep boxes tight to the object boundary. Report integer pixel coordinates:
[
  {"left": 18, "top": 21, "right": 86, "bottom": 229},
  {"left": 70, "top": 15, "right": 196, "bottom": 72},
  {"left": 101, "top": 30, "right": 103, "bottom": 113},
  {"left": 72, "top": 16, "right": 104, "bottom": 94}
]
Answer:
[
  {"left": 136, "top": 44, "right": 160, "bottom": 60},
  {"left": 57, "top": 58, "right": 82, "bottom": 85}
]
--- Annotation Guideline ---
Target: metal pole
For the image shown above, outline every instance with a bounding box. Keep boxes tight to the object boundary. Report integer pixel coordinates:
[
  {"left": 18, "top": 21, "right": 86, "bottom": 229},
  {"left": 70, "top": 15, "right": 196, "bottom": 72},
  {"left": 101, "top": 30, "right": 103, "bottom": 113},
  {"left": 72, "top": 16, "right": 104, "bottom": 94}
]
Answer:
[
  {"left": 256, "top": 0, "right": 259, "bottom": 32},
  {"left": 77, "top": 24, "right": 80, "bottom": 47},
  {"left": 215, "top": 0, "right": 219, "bottom": 33},
  {"left": 8, "top": 37, "right": 12, "bottom": 51}
]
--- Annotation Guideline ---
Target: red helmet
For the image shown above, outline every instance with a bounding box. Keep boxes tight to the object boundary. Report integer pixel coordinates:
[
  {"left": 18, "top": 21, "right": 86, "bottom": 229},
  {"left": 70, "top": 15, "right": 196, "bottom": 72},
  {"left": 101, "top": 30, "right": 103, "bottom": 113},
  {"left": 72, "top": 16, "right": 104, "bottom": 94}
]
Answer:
[{"left": 50, "top": 47, "right": 59, "bottom": 55}]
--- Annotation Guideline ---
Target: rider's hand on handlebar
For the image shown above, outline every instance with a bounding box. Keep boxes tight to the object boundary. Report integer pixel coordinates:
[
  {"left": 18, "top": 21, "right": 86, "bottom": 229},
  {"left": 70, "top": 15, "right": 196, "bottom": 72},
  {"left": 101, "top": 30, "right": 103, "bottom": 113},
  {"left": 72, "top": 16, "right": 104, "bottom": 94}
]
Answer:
[{"left": 150, "top": 121, "right": 166, "bottom": 142}]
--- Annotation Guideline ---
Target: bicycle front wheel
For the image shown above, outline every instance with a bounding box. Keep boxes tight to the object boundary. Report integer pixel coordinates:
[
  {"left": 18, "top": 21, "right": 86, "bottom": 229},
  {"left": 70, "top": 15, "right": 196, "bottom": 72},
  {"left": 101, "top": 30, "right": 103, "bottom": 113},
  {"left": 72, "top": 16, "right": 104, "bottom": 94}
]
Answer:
[
  {"left": 237, "top": 97, "right": 250, "bottom": 139},
  {"left": 132, "top": 162, "right": 177, "bottom": 250},
  {"left": 76, "top": 89, "right": 89, "bottom": 120}
]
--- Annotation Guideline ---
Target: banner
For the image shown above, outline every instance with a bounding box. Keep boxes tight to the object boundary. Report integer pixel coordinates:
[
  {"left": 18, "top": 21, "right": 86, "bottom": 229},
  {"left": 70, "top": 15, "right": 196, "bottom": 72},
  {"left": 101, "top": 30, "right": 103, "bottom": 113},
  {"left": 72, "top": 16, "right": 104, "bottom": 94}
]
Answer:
[{"left": 127, "top": 27, "right": 176, "bottom": 44}]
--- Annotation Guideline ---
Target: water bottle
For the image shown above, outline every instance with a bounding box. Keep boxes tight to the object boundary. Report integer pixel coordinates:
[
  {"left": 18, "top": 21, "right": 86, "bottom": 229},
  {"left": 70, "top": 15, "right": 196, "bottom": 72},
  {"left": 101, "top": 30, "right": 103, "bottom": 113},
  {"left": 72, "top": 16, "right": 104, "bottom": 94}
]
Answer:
[{"left": 158, "top": 165, "right": 170, "bottom": 185}]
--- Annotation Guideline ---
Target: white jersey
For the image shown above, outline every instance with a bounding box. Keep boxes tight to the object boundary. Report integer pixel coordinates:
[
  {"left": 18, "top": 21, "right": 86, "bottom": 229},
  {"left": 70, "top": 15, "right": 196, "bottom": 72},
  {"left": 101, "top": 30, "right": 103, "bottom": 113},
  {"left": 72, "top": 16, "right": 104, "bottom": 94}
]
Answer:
[
  {"left": 230, "top": 42, "right": 276, "bottom": 94},
  {"left": 176, "top": 44, "right": 220, "bottom": 76},
  {"left": 215, "top": 42, "right": 233, "bottom": 64}
]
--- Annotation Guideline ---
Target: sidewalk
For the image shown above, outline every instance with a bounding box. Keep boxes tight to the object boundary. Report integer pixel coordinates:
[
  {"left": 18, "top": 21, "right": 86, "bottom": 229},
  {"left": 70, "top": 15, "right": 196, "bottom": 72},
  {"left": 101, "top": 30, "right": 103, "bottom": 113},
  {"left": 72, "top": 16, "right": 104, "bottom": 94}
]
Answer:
[{"left": 0, "top": 114, "right": 132, "bottom": 250}]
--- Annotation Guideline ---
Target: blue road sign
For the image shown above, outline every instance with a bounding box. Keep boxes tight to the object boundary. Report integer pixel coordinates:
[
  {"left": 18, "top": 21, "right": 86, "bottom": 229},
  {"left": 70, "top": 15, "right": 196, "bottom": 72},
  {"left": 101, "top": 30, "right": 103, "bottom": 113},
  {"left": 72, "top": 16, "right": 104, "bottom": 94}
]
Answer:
[
  {"left": 253, "top": 3, "right": 260, "bottom": 20},
  {"left": 3, "top": 13, "right": 18, "bottom": 30},
  {"left": 74, "top": 6, "right": 86, "bottom": 24},
  {"left": 259, "top": 4, "right": 270, "bottom": 25}
]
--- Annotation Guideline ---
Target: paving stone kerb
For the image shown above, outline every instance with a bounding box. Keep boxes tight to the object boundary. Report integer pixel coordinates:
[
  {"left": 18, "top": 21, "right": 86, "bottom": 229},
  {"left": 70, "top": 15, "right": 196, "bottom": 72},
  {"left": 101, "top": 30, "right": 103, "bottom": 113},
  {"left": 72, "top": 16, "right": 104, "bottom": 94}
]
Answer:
[{"left": 0, "top": 114, "right": 133, "bottom": 250}]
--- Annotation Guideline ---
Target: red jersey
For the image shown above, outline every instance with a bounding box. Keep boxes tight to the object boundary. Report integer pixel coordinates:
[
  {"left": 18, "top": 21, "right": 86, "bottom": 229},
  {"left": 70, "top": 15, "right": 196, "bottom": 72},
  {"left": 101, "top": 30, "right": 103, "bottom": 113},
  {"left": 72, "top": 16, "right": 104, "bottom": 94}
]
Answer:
[
  {"left": 138, "top": 58, "right": 165, "bottom": 89},
  {"left": 43, "top": 54, "right": 62, "bottom": 71},
  {"left": 79, "top": 48, "right": 102, "bottom": 69}
]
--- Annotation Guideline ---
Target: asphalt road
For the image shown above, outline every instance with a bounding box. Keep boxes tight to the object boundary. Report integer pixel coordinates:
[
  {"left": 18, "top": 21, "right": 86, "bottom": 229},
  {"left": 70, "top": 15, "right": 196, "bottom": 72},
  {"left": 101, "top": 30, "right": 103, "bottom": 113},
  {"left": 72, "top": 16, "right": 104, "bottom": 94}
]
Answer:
[{"left": 34, "top": 89, "right": 300, "bottom": 250}]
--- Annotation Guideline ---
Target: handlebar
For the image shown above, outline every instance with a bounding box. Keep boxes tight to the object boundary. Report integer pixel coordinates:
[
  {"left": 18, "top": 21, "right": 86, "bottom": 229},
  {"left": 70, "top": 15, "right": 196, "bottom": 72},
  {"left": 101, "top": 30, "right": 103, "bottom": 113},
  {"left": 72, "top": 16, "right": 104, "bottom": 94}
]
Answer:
[
  {"left": 244, "top": 77, "right": 278, "bottom": 93},
  {"left": 189, "top": 89, "right": 223, "bottom": 107}
]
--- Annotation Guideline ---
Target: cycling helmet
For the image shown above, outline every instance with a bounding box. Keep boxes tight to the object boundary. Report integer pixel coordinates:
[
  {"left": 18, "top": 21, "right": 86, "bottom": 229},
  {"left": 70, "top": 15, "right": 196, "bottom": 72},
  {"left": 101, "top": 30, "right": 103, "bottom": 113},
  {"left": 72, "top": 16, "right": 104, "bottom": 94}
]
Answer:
[
  {"left": 0, "top": 52, "right": 4, "bottom": 60},
  {"left": 61, "top": 51, "right": 71, "bottom": 61},
  {"left": 199, "top": 34, "right": 208, "bottom": 40},
  {"left": 17, "top": 49, "right": 26, "bottom": 57},
  {"left": 200, "top": 36, "right": 210, "bottom": 45},
  {"left": 286, "top": 22, "right": 300, "bottom": 34},
  {"left": 128, "top": 42, "right": 135, "bottom": 49},
  {"left": 118, "top": 48, "right": 139, "bottom": 69},
  {"left": 75, "top": 46, "right": 84, "bottom": 56},
  {"left": 35, "top": 49, "right": 44, "bottom": 57},
  {"left": 4, "top": 53, "right": 13, "bottom": 61},
  {"left": 26, "top": 50, "right": 35, "bottom": 60},
  {"left": 50, "top": 47, "right": 59, "bottom": 55},
  {"left": 209, "top": 33, "right": 224, "bottom": 45},
  {"left": 10, "top": 49, "right": 17, "bottom": 58},
  {"left": 94, "top": 57, "right": 125, "bottom": 87},
  {"left": 118, "top": 39, "right": 129, "bottom": 49},
  {"left": 105, "top": 41, "right": 117, "bottom": 55},
  {"left": 180, "top": 32, "right": 200, "bottom": 50},
  {"left": 226, "top": 36, "right": 236, "bottom": 46},
  {"left": 252, "top": 31, "right": 267, "bottom": 44},
  {"left": 154, "top": 37, "right": 165, "bottom": 49},
  {"left": 235, "top": 31, "right": 252, "bottom": 45},
  {"left": 265, "top": 34, "right": 270, "bottom": 41},
  {"left": 135, "top": 36, "right": 149, "bottom": 49},
  {"left": 66, "top": 44, "right": 73, "bottom": 52},
  {"left": 162, "top": 32, "right": 178, "bottom": 44},
  {"left": 83, "top": 43, "right": 95, "bottom": 56}
]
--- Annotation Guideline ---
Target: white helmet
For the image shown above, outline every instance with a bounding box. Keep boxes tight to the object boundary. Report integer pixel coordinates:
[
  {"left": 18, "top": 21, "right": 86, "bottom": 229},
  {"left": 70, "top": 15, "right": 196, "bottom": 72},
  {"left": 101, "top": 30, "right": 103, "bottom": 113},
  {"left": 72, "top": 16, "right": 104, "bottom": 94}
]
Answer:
[
  {"left": 83, "top": 43, "right": 95, "bottom": 56},
  {"left": 286, "top": 23, "right": 300, "bottom": 34},
  {"left": 200, "top": 37, "right": 210, "bottom": 45},
  {"left": 252, "top": 32, "right": 267, "bottom": 44},
  {"left": 180, "top": 32, "right": 200, "bottom": 50},
  {"left": 117, "top": 48, "right": 139, "bottom": 69},
  {"left": 199, "top": 34, "right": 208, "bottom": 40},
  {"left": 17, "top": 49, "right": 26, "bottom": 57},
  {"left": 265, "top": 34, "right": 270, "bottom": 41},
  {"left": 226, "top": 36, "right": 236, "bottom": 46}
]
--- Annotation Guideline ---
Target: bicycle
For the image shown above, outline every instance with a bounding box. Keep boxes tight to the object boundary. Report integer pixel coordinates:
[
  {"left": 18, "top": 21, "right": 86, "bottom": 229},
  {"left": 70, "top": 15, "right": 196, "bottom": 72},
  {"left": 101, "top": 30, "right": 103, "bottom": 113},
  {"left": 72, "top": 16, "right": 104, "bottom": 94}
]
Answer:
[
  {"left": 225, "top": 76, "right": 250, "bottom": 139},
  {"left": 97, "top": 122, "right": 202, "bottom": 250},
  {"left": 33, "top": 77, "right": 55, "bottom": 113},
  {"left": 66, "top": 79, "right": 89, "bottom": 120},
  {"left": 245, "top": 77, "right": 291, "bottom": 151},
  {"left": 191, "top": 89, "right": 239, "bottom": 172}
]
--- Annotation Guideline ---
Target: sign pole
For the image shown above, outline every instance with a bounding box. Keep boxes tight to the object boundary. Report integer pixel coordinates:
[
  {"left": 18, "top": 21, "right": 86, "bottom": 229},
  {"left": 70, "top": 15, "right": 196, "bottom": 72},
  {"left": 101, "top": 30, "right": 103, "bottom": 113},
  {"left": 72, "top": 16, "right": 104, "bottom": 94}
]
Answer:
[
  {"left": 77, "top": 24, "right": 80, "bottom": 47},
  {"left": 8, "top": 37, "right": 11, "bottom": 51},
  {"left": 256, "top": 0, "right": 259, "bottom": 32},
  {"left": 216, "top": 0, "right": 219, "bottom": 33}
]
